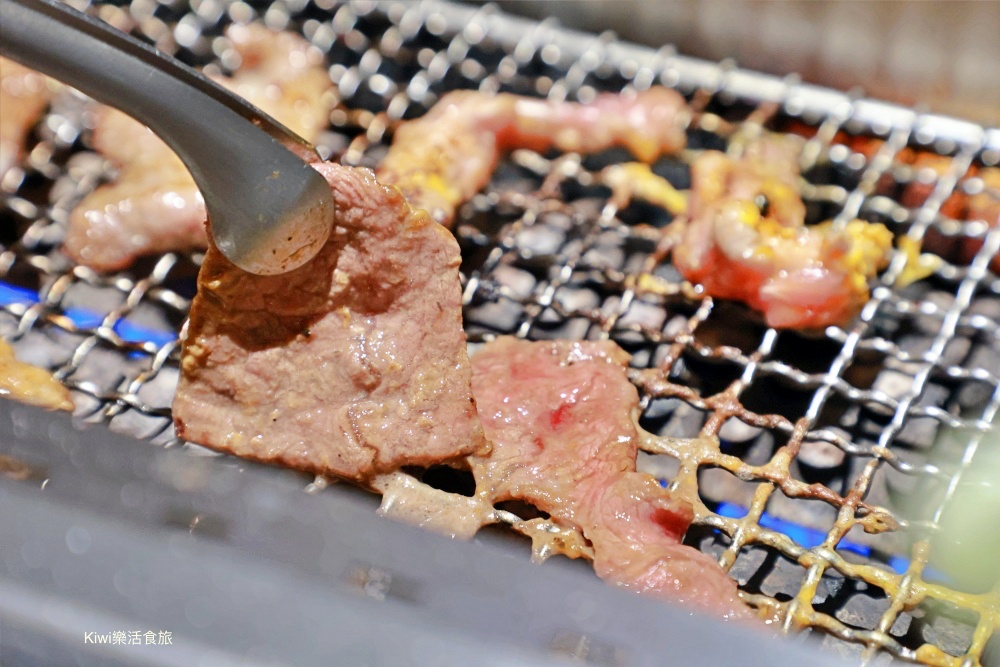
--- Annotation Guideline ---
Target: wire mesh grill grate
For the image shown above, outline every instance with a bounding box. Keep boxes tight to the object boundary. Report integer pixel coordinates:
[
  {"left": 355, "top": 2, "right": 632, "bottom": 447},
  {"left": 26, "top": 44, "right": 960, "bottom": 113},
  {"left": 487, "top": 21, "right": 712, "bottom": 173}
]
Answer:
[{"left": 1, "top": 1, "right": 999, "bottom": 665}]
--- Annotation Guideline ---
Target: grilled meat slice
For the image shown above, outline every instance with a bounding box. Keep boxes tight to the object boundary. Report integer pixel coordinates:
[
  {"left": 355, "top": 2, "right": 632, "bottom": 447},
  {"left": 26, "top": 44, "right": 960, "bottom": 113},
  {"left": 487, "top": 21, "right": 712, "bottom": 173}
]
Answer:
[
  {"left": 63, "top": 104, "right": 206, "bottom": 271},
  {"left": 173, "top": 162, "right": 487, "bottom": 481}
]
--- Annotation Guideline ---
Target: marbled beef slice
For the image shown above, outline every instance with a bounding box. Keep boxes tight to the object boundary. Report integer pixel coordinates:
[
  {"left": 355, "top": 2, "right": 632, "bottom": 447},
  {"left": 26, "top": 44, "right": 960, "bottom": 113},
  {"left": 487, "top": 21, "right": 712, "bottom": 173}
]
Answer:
[{"left": 172, "top": 162, "right": 487, "bottom": 481}]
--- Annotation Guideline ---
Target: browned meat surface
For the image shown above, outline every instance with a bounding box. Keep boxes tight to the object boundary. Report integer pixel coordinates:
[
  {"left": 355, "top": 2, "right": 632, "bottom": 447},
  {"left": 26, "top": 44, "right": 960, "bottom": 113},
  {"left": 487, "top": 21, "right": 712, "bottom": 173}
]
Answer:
[
  {"left": 0, "top": 340, "right": 73, "bottom": 412},
  {"left": 469, "top": 336, "right": 754, "bottom": 621},
  {"left": 0, "top": 58, "right": 55, "bottom": 179},
  {"left": 64, "top": 24, "right": 335, "bottom": 272},
  {"left": 173, "top": 162, "right": 487, "bottom": 481},
  {"left": 377, "top": 87, "right": 689, "bottom": 226},
  {"left": 670, "top": 135, "right": 893, "bottom": 329}
]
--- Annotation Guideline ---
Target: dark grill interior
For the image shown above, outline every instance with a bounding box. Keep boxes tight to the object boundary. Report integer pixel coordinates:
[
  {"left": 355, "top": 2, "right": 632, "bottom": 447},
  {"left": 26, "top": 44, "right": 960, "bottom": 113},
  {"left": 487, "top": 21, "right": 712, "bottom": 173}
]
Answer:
[{"left": 1, "top": 2, "right": 999, "bottom": 665}]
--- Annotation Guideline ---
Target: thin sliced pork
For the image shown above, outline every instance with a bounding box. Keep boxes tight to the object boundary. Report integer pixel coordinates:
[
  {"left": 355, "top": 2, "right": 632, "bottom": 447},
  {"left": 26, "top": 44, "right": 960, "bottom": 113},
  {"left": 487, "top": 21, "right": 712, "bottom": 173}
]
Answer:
[
  {"left": 470, "top": 336, "right": 754, "bottom": 622},
  {"left": 378, "top": 88, "right": 688, "bottom": 226},
  {"left": 173, "top": 163, "right": 487, "bottom": 480}
]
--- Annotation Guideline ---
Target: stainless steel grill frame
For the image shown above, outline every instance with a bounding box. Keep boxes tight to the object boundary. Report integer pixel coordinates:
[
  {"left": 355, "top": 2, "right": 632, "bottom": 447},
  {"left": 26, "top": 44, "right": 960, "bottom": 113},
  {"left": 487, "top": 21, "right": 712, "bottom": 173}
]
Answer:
[{"left": 1, "top": 1, "right": 999, "bottom": 665}]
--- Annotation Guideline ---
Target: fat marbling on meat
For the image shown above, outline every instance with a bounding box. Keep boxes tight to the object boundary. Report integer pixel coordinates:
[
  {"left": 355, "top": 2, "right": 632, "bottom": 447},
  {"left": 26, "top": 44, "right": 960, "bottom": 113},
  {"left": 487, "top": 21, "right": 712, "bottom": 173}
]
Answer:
[
  {"left": 172, "top": 162, "right": 487, "bottom": 480},
  {"left": 470, "top": 336, "right": 755, "bottom": 622}
]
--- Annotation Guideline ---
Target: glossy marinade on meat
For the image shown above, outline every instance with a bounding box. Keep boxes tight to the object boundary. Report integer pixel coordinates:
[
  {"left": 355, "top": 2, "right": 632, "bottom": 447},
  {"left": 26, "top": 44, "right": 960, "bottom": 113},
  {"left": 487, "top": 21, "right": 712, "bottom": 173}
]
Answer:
[{"left": 172, "top": 162, "right": 488, "bottom": 481}]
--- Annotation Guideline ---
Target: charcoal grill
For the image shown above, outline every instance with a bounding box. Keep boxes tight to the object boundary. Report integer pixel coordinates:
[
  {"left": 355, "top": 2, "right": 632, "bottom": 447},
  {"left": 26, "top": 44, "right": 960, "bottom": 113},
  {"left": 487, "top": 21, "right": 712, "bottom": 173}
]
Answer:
[{"left": 2, "top": 1, "right": 999, "bottom": 666}]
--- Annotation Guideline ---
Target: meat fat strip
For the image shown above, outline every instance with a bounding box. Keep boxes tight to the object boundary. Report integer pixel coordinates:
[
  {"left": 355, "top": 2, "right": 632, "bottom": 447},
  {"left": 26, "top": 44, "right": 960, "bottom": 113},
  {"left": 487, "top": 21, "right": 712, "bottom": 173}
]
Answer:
[{"left": 0, "top": 340, "right": 73, "bottom": 412}]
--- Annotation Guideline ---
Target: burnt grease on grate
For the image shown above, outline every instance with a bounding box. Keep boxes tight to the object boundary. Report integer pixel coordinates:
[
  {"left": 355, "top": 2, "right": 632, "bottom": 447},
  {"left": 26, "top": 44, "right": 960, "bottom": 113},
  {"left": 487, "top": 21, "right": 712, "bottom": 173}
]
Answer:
[{"left": 2, "top": 1, "right": 999, "bottom": 665}]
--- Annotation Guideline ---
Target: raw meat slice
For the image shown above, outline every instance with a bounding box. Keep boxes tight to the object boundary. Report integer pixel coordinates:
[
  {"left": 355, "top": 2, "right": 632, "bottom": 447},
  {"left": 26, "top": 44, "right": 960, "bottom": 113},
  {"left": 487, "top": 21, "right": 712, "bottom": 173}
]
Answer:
[{"left": 469, "top": 336, "right": 755, "bottom": 621}]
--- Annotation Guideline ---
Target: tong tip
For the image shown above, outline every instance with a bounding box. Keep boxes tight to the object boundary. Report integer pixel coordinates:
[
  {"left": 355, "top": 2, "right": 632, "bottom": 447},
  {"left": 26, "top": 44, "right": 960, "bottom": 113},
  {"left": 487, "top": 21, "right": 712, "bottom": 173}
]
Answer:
[{"left": 211, "top": 164, "right": 335, "bottom": 276}]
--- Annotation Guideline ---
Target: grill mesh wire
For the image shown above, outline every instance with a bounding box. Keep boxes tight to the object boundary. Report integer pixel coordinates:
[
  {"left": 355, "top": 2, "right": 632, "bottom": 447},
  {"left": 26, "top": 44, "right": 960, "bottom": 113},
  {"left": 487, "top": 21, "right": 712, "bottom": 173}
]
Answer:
[{"left": 2, "top": 0, "right": 999, "bottom": 664}]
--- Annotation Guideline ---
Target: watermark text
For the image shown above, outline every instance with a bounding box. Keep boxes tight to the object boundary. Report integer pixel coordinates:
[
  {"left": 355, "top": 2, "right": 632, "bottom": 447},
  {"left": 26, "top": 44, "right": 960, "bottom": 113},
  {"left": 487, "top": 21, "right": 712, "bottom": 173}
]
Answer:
[{"left": 83, "top": 630, "right": 172, "bottom": 645}]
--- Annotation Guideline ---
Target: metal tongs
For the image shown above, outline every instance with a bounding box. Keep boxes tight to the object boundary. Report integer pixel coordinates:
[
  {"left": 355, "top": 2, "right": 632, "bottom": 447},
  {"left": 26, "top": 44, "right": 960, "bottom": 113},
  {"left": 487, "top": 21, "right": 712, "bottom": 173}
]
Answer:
[{"left": 0, "top": 0, "right": 334, "bottom": 275}]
